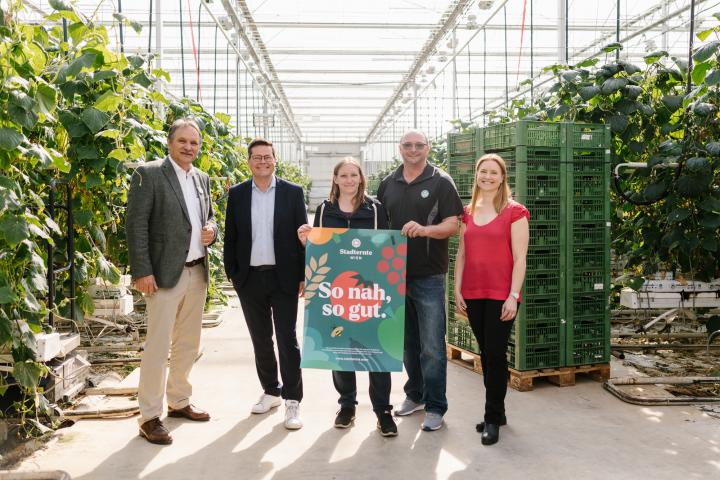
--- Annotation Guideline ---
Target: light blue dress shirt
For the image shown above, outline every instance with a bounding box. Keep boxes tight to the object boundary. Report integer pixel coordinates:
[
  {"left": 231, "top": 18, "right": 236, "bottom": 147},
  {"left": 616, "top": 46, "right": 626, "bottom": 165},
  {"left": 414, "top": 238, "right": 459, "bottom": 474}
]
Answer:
[{"left": 250, "top": 176, "right": 276, "bottom": 266}]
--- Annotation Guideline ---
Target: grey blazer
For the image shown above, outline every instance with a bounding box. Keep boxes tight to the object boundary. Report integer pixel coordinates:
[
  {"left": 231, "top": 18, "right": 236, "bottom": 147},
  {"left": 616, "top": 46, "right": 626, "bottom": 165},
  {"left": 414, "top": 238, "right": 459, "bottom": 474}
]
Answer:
[{"left": 126, "top": 156, "right": 216, "bottom": 288}]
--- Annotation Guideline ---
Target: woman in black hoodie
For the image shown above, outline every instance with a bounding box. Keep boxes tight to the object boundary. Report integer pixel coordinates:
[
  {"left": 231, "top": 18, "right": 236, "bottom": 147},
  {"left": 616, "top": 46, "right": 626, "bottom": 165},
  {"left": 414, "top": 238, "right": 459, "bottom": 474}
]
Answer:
[{"left": 297, "top": 157, "right": 396, "bottom": 437}]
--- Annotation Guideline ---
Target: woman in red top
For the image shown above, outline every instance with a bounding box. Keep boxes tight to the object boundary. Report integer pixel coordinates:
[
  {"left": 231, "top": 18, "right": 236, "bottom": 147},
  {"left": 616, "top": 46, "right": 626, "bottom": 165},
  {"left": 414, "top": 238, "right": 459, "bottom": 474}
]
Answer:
[{"left": 454, "top": 153, "right": 529, "bottom": 446}]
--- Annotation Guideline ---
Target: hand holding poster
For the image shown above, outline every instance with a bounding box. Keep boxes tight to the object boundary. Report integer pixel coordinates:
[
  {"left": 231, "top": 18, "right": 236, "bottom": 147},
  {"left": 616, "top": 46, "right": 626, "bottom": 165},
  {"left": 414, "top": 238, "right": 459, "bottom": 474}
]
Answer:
[{"left": 301, "top": 228, "right": 406, "bottom": 372}]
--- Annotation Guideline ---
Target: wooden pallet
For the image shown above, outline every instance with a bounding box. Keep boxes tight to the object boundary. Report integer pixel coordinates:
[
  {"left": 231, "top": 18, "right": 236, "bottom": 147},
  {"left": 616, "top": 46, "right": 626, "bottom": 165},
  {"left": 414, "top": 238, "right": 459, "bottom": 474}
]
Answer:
[
  {"left": 447, "top": 344, "right": 482, "bottom": 373},
  {"left": 508, "top": 363, "right": 610, "bottom": 392},
  {"left": 446, "top": 343, "right": 610, "bottom": 392}
]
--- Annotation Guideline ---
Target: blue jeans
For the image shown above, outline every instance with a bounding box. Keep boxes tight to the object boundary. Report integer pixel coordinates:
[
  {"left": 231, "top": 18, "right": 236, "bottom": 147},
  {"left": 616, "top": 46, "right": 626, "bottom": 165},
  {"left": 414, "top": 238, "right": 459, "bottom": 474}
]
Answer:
[{"left": 403, "top": 274, "right": 448, "bottom": 415}]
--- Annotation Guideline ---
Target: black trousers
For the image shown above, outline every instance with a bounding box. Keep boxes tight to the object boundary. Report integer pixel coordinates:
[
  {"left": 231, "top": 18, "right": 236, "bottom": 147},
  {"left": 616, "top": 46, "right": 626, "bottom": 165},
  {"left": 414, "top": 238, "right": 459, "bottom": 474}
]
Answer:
[
  {"left": 235, "top": 269, "right": 303, "bottom": 401},
  {"left": 465, "top": 299, "right": 515, "bottom": 425},
  {"left": 332, "top": 370, "right": 392, "bottom": 414}
]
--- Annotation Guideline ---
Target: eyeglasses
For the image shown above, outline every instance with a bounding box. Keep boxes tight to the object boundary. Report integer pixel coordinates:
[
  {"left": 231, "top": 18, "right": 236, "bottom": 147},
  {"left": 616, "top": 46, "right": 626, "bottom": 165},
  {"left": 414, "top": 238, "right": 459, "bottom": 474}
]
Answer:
[
  {"left": 250, "top": 155, "right": 274, "bottom": 162},
  {"left": 400, "top": 142, "right": 428, "bottom": 150}
]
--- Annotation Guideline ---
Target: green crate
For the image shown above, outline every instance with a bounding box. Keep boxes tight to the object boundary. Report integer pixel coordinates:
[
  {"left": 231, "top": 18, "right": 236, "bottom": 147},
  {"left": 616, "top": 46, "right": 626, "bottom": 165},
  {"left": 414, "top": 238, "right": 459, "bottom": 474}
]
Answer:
[
  {"left": 447, "top": 153, "right": 476, "bottom": 168},
  {"left": 449, "top": 234, "right": 459, "bottom": 253},
  {"left": 572, "top": 223, "right": 606, "bottom": 245},
  {"left": 453, "top": 176, "right": 474, "bottom": 198},
  {"left": 507, "top": 342, "right": 562, "bottom": 370},
  {"left": 448, "top": 129, "right": 482, "bottom": 156},
  {"left": 572, "top": 246, "right": 605, "bottom": 270},
  {"left": 448, "top": 235, "right": 459, "bottom": 266},
  {"left": 571, "top": 173, "right": 606, "bottom": 197},
  {"left": 447, "top": 319, "right": 479, "bottom": 354},
  {"left": 447, "top": 318, "right": 468, "bottom": 347},
  {"left": 447, "top": 154, "right": 476, "bottom": 198},
  {"left": 571, "top": 318, "right": 607, "bottom": 341},
  {"left": 527, "top": 201, "right": 562, "bottom": 222},
  {"left": 527, "top": 248, "right": 561, "bottom": 271},
  {"left": 448, "top": 132, "right": 476, "bottom": 155},
  {"left": 484, "top": 121, "right": 563, "bottom": 151},
  {"left": 568, "top": 123, "right": 610, "bottom": 149},
  {"left": 474, "top": 128, "right": 484, "bottom": 152},
  {"left": 525, "top": 271, "right": 561, "bottom": 295},
  {"left": 529, "top": 223, "right": 561, "bottom": 247},
  {"left": 572, "top": 196, "right": 606, "bottom": 222},
  {"left": 571, "top": 149, "right": 608, "bottom": 173},
  {"left": 525, "top": 173, "right": 562, "bottom": 197},
  {"left": 572, "top": 268, "right": 607, "bottom": 294},
  {"left": 567, "top": 337, "right": 609, "bottom": 366},
  {"left": 571, "top": 292, "right": 607, "bottom": 318},
  {"left": 524, "top": 294, "right": 563, "bottom": 321},
  {"left": 510, "top": 320, "right": 561, "bottom": 346}
]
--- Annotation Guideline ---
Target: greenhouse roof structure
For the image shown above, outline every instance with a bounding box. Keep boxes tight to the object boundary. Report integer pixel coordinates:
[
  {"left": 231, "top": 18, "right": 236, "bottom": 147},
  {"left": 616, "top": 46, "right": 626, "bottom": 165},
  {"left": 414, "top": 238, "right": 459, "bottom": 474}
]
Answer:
[{"left": 18, "top": 0, "right": 720, "bottom": 154}]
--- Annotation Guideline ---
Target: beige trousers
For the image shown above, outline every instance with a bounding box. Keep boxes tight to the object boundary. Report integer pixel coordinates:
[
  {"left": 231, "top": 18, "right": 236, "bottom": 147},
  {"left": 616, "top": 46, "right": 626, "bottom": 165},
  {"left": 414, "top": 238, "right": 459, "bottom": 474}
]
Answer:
[{"left": 138, "top": 264, "right": 207, "bottom": 424}]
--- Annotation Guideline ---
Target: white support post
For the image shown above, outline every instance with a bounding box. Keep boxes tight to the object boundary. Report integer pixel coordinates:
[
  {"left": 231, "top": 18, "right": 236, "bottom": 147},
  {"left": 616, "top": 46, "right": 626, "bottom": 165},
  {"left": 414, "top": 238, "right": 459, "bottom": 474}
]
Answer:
[
  {"left": 558, "top": 0, "right": 567, "bottom": 63},
  {"left": 155, "top": 0, "right": 163, "bottom": 70}
]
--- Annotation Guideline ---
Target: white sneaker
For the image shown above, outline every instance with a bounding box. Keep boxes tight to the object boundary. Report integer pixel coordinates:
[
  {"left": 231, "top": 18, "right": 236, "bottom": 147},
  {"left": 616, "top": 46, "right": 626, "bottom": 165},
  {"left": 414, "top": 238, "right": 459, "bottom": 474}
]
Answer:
[
  {"left": 284, "top": 400, "right": 303, "bottom": 430},
  {"left": 251, "top": 394, "right": 281, "bottom": 414}
]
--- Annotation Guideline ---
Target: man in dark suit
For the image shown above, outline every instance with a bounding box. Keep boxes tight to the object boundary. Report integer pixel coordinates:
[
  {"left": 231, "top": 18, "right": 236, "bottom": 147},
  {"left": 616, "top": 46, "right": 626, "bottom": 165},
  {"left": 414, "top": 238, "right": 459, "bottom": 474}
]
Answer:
[
  {"left": 224, "top": 138, "right": 307, "bottom": 430},
  {"left": 126, "top": 118, "right": 217, "bottom": 445}
]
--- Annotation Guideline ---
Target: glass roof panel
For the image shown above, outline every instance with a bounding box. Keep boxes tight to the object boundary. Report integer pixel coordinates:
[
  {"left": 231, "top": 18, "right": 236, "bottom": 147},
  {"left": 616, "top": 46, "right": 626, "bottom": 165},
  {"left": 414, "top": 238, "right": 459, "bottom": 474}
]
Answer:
[{"left": 17, "top": 0, "right": 720, "bottom": 156}]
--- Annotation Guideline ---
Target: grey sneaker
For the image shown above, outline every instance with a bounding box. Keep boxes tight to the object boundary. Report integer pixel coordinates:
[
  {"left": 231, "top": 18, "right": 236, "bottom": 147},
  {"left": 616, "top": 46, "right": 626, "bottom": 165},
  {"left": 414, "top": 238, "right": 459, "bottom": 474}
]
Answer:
[
  {"left": 394, "top": 397, "right": 425, "bottom": 416},
  {"left": 421, "top": 412, "right": 444, "bottom": 431}
]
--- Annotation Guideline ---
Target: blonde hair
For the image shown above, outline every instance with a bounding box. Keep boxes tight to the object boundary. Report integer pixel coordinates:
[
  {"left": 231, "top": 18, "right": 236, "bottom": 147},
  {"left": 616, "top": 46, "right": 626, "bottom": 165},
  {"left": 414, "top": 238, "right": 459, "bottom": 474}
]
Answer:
[
  {"left": 469, "top": 153, "right": 512, "bottom": 214},
  {"left": 328, "top": 157, "right": 367, "bottom": 211}
]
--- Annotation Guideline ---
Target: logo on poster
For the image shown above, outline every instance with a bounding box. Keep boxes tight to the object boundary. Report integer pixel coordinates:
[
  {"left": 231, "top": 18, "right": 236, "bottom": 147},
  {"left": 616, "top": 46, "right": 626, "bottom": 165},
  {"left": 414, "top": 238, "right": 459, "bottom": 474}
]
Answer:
[{"left": 352, "top": 238, "right": 361, "bottom": 248}]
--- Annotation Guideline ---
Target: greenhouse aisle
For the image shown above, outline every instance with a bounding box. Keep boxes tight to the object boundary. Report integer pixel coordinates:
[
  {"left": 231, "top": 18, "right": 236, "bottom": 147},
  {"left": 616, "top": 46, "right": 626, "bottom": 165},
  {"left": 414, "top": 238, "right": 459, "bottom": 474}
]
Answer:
[{"left": 13, "top": 295, "right": 720, "bottom": 480}]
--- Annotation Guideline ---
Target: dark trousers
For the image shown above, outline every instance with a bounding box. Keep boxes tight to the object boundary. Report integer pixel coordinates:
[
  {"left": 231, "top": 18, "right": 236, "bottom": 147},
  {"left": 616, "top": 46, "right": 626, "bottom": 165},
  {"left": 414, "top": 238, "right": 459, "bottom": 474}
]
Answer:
[
  {"left": 235, "top": 269, "right": 303, "bottom": 401},
  {"left": 465, "top": 299, "right": 515, "bottom": 424},
  {"left": 332, "top": 370, "right": 392, "bottom": 414}
]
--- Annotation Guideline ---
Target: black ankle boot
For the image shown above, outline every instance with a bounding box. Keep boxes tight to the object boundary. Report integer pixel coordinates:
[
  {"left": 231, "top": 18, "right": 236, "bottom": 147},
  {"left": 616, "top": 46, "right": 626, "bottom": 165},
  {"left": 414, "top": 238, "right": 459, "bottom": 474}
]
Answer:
[
  {"left": 481, "top": 423, "right": 500, "bottom": 445},
  {"left": 475, "top": 417, "right": 507, "bottom": 432}
]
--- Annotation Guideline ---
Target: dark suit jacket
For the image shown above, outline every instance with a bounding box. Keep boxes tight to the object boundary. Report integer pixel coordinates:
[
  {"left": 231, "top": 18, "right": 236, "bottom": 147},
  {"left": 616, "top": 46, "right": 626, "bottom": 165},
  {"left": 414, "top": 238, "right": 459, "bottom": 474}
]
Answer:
[
  {"left": 223, "top": 177, "right": 307, "bottom": 295},
  {"left": 126, "top": 156, "right": 216, "bottom": 288}
]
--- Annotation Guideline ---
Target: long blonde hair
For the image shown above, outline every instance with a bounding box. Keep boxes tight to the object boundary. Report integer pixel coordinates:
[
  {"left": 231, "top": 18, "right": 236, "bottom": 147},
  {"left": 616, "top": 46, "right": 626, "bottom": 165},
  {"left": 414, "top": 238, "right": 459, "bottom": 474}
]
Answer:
[
  {"left": 469, "top": 153, "right": 512, "bottom": 214},
  {"left": 328, "top": 157, "right": 367, "bottom": 211}
]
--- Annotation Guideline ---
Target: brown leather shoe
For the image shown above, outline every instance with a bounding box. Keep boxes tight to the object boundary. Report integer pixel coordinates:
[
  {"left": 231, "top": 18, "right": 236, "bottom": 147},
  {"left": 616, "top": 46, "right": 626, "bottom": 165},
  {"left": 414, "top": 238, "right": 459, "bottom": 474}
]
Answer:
[
  {"left": 139, "top": 418, "right": 172, "bottom": 445},
  {"left": 168, "top": 404, "right": 210, "bottom": 422}
]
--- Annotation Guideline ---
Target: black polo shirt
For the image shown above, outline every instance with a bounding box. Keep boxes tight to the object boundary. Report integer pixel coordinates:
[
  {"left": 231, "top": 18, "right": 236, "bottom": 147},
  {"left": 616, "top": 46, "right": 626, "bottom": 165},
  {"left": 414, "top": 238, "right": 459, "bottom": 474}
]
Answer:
[{"left": 377, "top": 162, "right": 464, "bottom": 278}]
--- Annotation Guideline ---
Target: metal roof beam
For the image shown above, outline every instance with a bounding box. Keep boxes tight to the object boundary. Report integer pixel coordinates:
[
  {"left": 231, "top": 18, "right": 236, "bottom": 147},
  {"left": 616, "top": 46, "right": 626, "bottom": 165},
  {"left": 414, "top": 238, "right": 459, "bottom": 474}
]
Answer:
[{"left": 217, "top": 0, "right": 302, "bottom": 140}]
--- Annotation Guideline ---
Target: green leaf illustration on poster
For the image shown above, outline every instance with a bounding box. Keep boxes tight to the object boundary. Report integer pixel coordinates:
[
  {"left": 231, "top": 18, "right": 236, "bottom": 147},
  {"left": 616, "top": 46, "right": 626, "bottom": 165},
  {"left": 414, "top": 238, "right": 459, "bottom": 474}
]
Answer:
[{"left": 301, "top": 228, "right": 406, "bottom": 372}]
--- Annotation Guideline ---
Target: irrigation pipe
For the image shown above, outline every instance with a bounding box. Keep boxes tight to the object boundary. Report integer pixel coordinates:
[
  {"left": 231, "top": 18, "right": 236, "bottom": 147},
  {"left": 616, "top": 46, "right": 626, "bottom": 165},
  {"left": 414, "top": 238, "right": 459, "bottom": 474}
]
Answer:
[{"left": 604, "top": 376, "right": 720, "bottom": 405}]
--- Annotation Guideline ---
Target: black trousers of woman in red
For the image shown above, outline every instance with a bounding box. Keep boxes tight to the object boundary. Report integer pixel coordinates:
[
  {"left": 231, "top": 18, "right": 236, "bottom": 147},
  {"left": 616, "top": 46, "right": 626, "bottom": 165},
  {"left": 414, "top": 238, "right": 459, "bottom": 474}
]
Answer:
[{"left": 465, "top": 299, "right": 515, "bottom": 425}]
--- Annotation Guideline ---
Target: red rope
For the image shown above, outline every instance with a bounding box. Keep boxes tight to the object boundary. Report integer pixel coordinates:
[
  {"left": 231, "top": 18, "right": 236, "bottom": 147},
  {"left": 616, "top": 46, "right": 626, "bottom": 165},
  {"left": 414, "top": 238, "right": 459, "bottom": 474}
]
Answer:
[
  {"left": 517, "top": 0, "right": 528, "bottom": 86},
  {"left": 187, "top": 0, "right": 202, "bottom": 102}
]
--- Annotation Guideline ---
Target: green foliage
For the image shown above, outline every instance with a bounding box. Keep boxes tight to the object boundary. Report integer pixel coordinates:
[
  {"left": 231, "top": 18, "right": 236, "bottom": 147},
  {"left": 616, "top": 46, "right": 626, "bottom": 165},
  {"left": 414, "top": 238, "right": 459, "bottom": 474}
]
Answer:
[
  {"left": 0, "top": 1, "right": 308, "bottom": 421},
  {"left": 483, "top": 25, "right": 720, "bottom": 281}
]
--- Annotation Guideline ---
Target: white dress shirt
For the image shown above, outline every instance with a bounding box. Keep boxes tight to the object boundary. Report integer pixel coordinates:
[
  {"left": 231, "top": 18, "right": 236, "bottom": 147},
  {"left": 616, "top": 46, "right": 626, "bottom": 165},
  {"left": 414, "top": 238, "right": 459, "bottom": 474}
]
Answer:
[
  {"left": 169, "top": 157, "right": 205, "bottom": 263},
  {"left": 250, "top": 176, "right": 276, "bottom": 266}
]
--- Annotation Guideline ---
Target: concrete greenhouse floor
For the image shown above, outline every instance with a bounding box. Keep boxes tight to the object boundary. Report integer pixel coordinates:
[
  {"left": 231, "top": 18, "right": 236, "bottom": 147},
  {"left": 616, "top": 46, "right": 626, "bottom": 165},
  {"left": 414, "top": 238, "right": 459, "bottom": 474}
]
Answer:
[{"left": 11, "top": 295, "right": 720, "bottom": 480}]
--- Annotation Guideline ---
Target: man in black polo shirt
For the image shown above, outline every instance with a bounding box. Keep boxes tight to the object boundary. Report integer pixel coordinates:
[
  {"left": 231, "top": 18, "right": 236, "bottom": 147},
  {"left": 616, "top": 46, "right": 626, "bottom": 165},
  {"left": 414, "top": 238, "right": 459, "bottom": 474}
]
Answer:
[{"left": 377, "top": 130, "right": 463, "bottom": 431}]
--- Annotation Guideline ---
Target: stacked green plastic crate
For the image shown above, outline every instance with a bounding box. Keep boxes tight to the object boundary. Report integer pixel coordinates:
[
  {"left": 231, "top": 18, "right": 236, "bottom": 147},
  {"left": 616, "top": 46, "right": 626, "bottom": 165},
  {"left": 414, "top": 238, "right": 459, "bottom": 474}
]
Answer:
[
  {"left": 565, "top": 124, "right": 612, "bottom": 366},
  {"left": 478, "top": 120, "right": 611, "bottom": 370},
  {"left": 445, "top": 129, "right": 482, "bottom": 354},
  {"left": 483, "top": 121, "right": 566, "bottom": 370}
]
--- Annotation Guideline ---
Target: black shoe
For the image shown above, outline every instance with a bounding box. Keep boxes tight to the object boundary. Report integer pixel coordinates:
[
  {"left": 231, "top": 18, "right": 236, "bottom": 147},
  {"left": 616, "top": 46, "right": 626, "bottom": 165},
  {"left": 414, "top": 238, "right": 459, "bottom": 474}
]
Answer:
[
  {"left": 475, "top": 417, "right": 507, "bottom": 432},
  {"left": 376, "top": 411, "right": 398, "bottom": 437},
  {"left": 334, "top": 407, "right": 356, "bottom": 428},
  {"left": 481, "top": 423, "right": 500, "bottom": 445}
]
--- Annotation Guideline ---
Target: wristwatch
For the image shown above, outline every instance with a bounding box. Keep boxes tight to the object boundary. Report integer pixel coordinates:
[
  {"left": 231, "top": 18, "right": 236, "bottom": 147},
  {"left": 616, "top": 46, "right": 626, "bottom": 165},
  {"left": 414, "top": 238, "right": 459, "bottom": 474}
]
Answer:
[{"left": 509, "top": 291, "right": 520, "bottom": 300}]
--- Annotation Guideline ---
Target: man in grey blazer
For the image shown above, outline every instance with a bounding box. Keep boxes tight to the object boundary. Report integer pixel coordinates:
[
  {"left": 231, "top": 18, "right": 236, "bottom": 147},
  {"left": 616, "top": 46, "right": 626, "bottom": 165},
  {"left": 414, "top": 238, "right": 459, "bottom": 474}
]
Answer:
[{"left": 126, "top": 118, "right": 217, "bottom": 445}]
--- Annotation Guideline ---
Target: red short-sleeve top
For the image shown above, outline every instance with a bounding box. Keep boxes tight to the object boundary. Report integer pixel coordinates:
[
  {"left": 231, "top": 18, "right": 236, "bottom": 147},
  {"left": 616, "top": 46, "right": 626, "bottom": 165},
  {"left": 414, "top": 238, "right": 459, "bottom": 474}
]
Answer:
[{"left": 460, "top": 200, "right": 530, "bottom": 301}]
